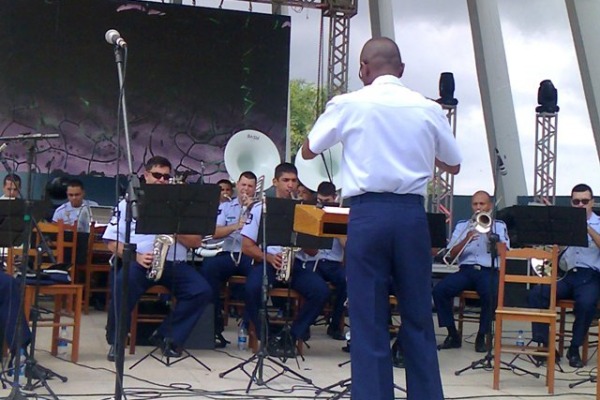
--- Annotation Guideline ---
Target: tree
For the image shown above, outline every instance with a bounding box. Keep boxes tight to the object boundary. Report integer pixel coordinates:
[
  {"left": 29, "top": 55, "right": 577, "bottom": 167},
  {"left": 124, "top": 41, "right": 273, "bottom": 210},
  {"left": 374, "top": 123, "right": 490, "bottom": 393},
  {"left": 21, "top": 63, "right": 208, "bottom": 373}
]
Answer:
[{"left": 289, "top": 79, "right": 327, "bottom": 159}]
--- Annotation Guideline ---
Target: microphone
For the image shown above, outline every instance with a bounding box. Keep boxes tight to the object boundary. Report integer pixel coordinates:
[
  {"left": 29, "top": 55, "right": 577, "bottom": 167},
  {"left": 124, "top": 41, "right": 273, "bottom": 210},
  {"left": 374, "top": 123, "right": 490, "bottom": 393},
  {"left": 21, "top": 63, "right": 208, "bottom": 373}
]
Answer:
[
  {"left": 0, "top": 143, "right": 7, "bottom": 153},
  {"left": 495, "top": 148, "right": 507, "bottom": 176},
  {"left": 105, "top": 29, "right": 127, "bottom": 48}
]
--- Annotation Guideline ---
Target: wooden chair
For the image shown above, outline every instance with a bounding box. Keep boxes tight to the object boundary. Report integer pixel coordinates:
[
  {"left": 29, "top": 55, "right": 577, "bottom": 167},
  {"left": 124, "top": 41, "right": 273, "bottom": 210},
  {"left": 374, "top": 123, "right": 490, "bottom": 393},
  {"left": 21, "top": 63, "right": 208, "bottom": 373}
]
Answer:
[
  {"left": 129, "top": 285, "right": 172, "bottom": 354},
  {"left": 493, "top": 245, "right": 559, "bottom": 394},
  {"left": 457, "top": 290, "right": 481, "bottom": 339},
  {"left": 7, "top": 221, "right": 83, "bottom": 362},
  {"left": 76, "top": 222, "right": 111, "bottom": 314},
  {"left": 222, "top": 275, "right": 246, "bottom": 327}
]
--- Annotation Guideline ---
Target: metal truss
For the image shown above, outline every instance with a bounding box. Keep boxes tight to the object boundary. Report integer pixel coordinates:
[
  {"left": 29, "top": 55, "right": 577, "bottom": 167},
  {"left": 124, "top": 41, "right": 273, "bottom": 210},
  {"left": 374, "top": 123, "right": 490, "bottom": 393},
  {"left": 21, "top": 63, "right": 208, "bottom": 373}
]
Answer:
[
  {"left": 429, "top": 105, "right": 457, "bottom": 236},
  {"left": 533, "top": 113, "right": 558, "bottom": 205}
]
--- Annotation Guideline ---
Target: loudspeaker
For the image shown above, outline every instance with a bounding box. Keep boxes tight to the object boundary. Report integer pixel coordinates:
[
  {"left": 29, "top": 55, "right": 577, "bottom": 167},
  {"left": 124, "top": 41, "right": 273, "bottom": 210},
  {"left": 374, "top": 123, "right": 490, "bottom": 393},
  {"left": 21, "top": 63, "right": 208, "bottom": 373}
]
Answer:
[{"left": 184, "top": 303, "right": 215, "bottom": 350}]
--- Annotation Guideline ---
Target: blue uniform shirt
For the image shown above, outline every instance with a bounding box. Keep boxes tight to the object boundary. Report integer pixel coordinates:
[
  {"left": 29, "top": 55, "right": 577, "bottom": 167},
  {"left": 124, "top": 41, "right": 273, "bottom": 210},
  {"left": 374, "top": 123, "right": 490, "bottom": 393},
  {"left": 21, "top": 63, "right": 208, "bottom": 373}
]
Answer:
[
  {"left": 216, "top": 199, "right": 245, "bottom": 253},
  {"left": 563, "top": 212, "right": 600, "bottom": 272},
  {"left": 448, "top": 219, "right": 510, "bottom": 268}
]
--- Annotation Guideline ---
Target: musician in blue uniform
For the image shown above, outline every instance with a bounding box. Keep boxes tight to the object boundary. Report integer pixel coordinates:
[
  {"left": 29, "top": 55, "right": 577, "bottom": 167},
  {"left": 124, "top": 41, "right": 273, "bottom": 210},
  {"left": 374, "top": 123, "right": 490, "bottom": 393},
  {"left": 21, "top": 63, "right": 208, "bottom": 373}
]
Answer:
[
  {"left": 0, "top": 273, "right": 31, "bottom": 355},
  {"left": 432, "top": 190, "right": 509, "bottom": 353},
  {"left": 302, "top": 37, "right": 461, "bottom": 400},
  {"left": 52, "top": 179, "right": 98, "bottom": 232},
  {"left": 312, "top": 181, "right": 346, "bottom": 340},
  {"left": 241, "top": 163, "right": 329, "bottom": 355},
  {"left": 529, "top": 183, "right": 600, "bottom": 368},
  {"left": 103, "top": 156, "right": 212, "bottom": 361},
  {"left": 200, "top": 171, "right": 257, "bottom": 347}
]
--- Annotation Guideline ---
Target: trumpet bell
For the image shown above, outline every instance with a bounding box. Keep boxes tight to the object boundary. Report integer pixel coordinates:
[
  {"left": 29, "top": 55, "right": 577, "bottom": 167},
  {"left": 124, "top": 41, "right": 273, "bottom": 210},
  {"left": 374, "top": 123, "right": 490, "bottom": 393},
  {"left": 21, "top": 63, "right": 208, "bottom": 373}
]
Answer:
[
  {"left": 473, "top": 211, "right": 492, "bottom": 234},
  {"left": 224, "top": 129, "right": 281, "bottom": 182},
  {"left": 294, "top": 143, "right": 343, "bottom": 192}
]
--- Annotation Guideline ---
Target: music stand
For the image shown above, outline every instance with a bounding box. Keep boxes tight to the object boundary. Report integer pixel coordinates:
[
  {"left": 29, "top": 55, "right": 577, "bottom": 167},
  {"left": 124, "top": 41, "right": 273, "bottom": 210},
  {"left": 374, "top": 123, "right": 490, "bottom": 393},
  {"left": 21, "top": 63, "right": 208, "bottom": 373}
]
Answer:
[
  {"left": 129, "top": 183, "right": 219, "bottom": 369},
  {"left": 219, "top": 197, "right": 314, "bottom": 392}
]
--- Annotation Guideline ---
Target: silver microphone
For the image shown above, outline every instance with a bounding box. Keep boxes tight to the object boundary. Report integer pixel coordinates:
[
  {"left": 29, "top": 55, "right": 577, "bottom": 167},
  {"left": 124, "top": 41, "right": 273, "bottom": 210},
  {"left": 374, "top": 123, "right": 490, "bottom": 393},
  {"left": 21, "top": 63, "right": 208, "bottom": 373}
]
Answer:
[
  {"left": 105, "top": 29, "right": 127, "bottom": 48},
  {"left": 0, "top": 143, "right": 7, "bottom": 153}
]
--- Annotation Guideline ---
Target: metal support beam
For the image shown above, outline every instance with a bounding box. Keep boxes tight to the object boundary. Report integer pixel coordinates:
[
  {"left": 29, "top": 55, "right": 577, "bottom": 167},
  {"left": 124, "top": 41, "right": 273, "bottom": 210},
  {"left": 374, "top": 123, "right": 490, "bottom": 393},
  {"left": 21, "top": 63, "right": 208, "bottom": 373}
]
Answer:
[
  {"left": 533, "top": 113, "right": 558, "bottom": 205},
  {"left": 466, "top": 0, "right": 527, "bottom": 207},
  {"left": 565, "top": 0, "right": 600, "bottom": 164},
  {"left": 368, "top": 0, "right": 395, "bottom": 39},
  {"left": 324, "top": 0, "right": 357, "bottom": 97}
]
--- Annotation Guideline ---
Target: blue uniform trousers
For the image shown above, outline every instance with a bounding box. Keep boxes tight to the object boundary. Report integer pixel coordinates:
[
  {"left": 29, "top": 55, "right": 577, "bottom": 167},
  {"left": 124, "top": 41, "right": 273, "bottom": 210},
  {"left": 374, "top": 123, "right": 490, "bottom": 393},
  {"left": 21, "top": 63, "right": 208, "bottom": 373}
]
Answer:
[
  {"left": 107, "top": 260, "right": 212, "bottom": 347},
  {"left": 200, "top": 252, "right": 252, "bottom": 329},
  {"left": 313, "top": 260, "right": 346, "bottom": 329},
  {"left": 0, "top": 274, "right": 31, "bottom": 352},
  {"left": 245, "top": 258, "right": 329, "bottom": 340},
  {"left": 346, "top": 193, "right": 443, "bottom": 400},
  {"left": 529, "top": 268, "right": 600, "bottom": 347},
  {"left": 432, "top": 265, "right": 497, "bottom": 334}
]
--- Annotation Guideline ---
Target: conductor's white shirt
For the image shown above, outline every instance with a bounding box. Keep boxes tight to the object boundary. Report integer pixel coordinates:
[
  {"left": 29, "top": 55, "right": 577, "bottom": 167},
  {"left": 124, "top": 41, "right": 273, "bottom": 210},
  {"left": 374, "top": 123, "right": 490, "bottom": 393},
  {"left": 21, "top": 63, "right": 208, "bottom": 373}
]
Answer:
[{"left": 307, "top": 75, "right": 462, "bottom": 198}]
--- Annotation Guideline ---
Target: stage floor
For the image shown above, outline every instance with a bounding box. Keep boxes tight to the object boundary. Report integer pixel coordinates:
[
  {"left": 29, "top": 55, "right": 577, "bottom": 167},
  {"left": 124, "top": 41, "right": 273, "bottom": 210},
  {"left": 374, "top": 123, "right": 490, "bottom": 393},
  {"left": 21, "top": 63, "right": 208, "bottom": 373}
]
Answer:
[{"left": 0, "top": 310, "right": 595, "bottom": 400}]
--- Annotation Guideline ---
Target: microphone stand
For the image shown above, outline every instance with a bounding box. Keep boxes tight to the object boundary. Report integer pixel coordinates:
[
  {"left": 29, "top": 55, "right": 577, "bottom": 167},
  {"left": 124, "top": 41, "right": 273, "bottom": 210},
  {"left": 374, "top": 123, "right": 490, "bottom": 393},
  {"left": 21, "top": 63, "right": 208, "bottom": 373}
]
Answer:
[
  {"left": 455, "top": 150, "right": 537, "bottom": 378},
  {"left": 109, "top": 43, "right": 139, "bottom": 400}
]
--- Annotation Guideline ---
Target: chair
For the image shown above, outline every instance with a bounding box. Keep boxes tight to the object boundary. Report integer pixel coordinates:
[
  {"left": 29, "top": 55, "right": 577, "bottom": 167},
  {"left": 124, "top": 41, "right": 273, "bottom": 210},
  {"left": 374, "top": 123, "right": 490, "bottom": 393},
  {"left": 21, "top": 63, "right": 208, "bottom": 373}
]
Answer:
[
  {"left": 493, "top": 245, "right": 558, "bottom": 394},
  {"left": 457, "top": 290, "right": 481, "bottom": 339},
  {"left": 76, "top": 222, "right": 111, "bottom": 314},
  {"left": 7, "top": 221, "right": 83, "bottom": 362},
  {"left": 222, "top": 275, "right": 246, "bottom": 327},
  {"left": 129, "top": 285, "right": 172, "bottom": 355}
]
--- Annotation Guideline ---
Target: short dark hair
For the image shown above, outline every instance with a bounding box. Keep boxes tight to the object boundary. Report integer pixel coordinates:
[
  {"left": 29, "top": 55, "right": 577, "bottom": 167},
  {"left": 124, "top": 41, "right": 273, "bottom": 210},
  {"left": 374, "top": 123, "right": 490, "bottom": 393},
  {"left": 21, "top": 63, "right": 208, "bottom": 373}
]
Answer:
[
  {"left": 217, "top": 179, "right": 233, "bottom": 188},
  {"left": 274, "top": 162, "right": 297, "bottom": 180},
  {"left": 317, "top": 181, "right": 336, "bottom": 197},
  {"left": 239, "top": 171, "right": 257, "bottom": 182},
  {"left": 572, "top": 183, "right": 593, "bottom": 197},
  {"left": 3, "top": 174, "right": 21, "bottom": 186},
  {"left": 67, "top": 178, "right": 84, "bottom": 190},
  {"left": 144, "top": 156, "right": 171, "bottom": 171}
]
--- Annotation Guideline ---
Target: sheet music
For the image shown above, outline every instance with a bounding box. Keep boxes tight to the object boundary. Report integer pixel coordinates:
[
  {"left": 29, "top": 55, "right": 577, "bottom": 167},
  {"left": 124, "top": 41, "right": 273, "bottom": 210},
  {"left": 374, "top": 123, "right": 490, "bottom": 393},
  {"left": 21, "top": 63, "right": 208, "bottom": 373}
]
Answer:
[{"left": 322, "top": 206, "right": 350, "bottom": 215}]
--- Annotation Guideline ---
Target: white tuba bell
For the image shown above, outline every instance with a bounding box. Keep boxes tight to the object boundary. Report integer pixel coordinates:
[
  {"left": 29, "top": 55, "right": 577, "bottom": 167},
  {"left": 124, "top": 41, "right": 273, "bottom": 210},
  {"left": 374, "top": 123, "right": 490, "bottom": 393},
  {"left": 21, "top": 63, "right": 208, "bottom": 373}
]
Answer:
[
  {"left": 294, "top": 142, "right": 343, "bottom": 192},
  {"left": 224, "top": 129, "right": 281, "bottom": 183}
]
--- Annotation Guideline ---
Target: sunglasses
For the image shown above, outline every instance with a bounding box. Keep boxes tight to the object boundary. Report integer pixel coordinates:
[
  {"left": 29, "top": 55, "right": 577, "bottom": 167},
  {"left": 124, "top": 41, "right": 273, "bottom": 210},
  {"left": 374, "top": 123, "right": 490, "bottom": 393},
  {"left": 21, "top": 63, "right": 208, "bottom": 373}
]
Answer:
[
  {"left": 571, "top": 198, "right": 592, "bottom": 205},
  {"left": 150, "top": 172, "right": 171, "bottom": 181}
]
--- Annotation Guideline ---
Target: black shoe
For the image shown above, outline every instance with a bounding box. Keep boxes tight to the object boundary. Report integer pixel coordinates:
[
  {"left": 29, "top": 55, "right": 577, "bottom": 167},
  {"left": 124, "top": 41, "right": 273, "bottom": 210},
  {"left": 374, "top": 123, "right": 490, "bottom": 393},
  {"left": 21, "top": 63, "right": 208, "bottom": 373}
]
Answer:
[
  {"left": 567, "top": 346, "right": 584, "bottom": 368},
  {"left": 437, "top": 333, "right": 461, "bottom": 350},
  {"left": 327, "top": 325, "right": 346, "bottom": 341},
  {"left": 267, "top": 332, "right": 296, "bottom": 359},
  {"left": 149, "top": 331, "right": 182, "bottom": 358},
  {"left": 215, "top": 333, "right": 229, "bottom": 349},
  {"left": 475, "top": 333, "right": 487, "bottom": 353},
  {"left": 107, "top": 345, "right": 115, "bottom": 362},
  {"left": 342, "top": 341, "right": 350, "bottom": 353},
  {"left": 391, "top": 339, "right": 404, "bottom": 369}
]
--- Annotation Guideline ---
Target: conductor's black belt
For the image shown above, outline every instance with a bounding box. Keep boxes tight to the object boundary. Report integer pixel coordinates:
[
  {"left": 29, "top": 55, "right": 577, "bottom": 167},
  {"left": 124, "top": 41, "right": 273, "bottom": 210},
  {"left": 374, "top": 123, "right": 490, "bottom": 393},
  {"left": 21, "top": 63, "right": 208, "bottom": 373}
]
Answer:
[{"left": 460, "top": 264, "right": 492, "bottom": 271}]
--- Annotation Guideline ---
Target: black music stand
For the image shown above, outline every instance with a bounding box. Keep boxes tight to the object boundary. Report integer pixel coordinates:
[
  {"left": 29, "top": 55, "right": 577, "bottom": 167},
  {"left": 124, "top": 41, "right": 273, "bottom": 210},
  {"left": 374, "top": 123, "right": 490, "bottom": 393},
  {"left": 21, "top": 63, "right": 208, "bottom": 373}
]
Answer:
[
  {"left": 128, "top": 183, "right": 219, "bottom": 369},
  {"left": 219, "top": 197, "right": 314, "bottom": 392}
]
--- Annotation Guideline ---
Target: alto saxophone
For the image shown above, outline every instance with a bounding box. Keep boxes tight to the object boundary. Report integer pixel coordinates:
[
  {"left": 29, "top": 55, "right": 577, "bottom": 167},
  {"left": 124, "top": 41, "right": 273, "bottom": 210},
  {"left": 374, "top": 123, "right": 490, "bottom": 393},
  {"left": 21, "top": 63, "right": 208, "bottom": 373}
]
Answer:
[
  {"left": 147, "top": 234, "right": 175, "bottom": 281},
  {"left": 275, "top": 246, "right": 298, "bottom": 283}
]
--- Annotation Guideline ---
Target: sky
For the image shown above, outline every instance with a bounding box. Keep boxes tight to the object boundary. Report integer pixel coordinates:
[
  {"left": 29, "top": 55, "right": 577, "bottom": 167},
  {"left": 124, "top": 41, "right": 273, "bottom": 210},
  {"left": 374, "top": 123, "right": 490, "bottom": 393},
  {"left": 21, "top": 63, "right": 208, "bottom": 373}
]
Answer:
[{"left": 177, "top": 0, "right": 600, "bottom": 196}]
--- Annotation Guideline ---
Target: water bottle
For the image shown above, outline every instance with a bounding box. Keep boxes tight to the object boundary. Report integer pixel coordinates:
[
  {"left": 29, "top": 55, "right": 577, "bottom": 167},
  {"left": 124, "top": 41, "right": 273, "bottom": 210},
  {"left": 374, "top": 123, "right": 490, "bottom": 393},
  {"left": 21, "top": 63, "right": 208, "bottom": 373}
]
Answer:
[
  {"left": 237, "top": 323, "right": 248, "bottom": 351},
  {"left": 57, "top": 326, "right": 69, "bottom": 357},
  {"left": 516, "top": 330, "right": 525, "bottom": 348}
]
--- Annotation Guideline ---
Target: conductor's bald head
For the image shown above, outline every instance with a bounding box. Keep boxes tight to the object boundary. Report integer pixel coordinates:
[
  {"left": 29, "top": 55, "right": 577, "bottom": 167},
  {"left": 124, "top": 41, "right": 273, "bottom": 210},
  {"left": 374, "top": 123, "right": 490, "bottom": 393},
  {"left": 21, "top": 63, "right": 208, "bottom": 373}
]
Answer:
[{"left": 359, "top": 37, "right": 404, "bottom": 86}]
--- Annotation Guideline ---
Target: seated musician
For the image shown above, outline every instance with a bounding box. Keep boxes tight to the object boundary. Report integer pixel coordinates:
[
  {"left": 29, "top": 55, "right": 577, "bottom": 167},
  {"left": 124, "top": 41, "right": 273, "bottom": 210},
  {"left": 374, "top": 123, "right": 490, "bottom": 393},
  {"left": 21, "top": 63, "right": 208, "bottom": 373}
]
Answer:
[
  {"left": 529, "top": 183, "right": 600, "bottom": 368},
  {"left": 297, "top": 181, "right": 315, "bottom": 202},
  {"left": 0, "top": 174, "right": 21, "bottom": 199},
  {"left": 432, "top": 190, "right": 509, "bottom": 352},
  {"left": 241, "top": 162, "right": 329, "bottom": 356},
  {"left": 0, "top": 273, "right": 32, "bottom": 358},
  {"left": 52, "top": 179, "right": 98, "bottom": 232},
  {"left": 103, "top": 156, "right": 212, "bottom": 361},
  {"left": 217, "top": 178, "right": 234, "bottom": 203},
  {"left": 311, "top": 181, "right": 347, "bottom": 340},
  {"left": 200, "top": 171, "right": 257, "bottom": 348}
]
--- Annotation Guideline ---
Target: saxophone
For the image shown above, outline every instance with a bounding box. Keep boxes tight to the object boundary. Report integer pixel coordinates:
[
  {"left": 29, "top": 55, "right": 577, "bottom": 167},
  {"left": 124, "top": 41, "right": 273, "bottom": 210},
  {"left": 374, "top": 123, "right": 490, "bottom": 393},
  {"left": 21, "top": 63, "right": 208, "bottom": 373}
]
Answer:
[
  {"left": 147, "top": 234, "right": 175, "bottom": 281},
  {"left": 275, "top": 247, "right": 298, "bottom": 283}
]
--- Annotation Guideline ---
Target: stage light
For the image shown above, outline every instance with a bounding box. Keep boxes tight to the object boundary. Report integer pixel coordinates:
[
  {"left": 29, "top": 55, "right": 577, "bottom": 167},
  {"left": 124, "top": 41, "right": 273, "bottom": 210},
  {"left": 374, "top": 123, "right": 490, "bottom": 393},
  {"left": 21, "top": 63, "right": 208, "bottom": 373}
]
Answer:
[
  {"left": 436, "top": 72, "right": 458, "bottom": 106},
  {"left": 536, "top": 79, "right": 559, "bottom": 113}
]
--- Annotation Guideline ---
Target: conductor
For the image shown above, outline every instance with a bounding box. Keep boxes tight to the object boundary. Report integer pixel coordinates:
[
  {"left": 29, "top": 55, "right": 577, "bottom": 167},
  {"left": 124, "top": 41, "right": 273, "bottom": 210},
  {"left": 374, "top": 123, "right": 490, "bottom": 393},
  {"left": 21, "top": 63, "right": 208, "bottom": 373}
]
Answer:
[{"left": 302, "top": 37, "right": 461, "bottom": 400}]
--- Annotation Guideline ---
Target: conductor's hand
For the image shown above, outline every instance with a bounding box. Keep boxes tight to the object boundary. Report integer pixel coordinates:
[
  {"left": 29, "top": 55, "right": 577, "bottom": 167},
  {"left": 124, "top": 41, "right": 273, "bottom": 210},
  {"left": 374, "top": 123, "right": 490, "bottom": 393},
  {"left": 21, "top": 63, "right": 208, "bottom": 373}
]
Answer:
[
  {"left": 266, "top": 253, "right": 283, "bottom": 269},
  {"left": 136, "top": 252, "right": 154, "bottom": 268}
]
